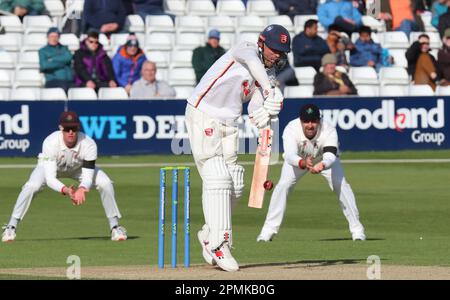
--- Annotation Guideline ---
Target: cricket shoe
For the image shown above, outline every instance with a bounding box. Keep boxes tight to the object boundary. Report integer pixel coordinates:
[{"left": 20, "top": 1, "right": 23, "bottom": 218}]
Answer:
[
  {"left": 1, "top": 225, "right": 16, "bottom": 243},
  {"left": 111, "top": 225, "right": 127, "bottom": 241},
  {"left": 352, "top": 230, "right": 366, "bottom": 241},
  {"left": 256, "top": 227, "right": 275, "bottom": 242},
  {"left": 197, "top": 226, "right": 216, "bottom": 266},
  {"left": 210, "top": 241, "right": 239, "bottom": 272}
]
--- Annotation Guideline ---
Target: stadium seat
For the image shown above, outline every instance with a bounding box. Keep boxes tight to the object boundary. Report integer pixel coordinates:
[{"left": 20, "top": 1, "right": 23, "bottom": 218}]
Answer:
[
  {"left": 40, "top": 88, "right": 67, "bottom": 100},
  {"left": 235, "top": 32, "right": 259, "bottom": 44},
  {"left": 361, "top": 15, "right": 386, "bottom": 33},
  {"left": 23, "top": 15, "right": 55, "bottom": 34},
  {"left": 0, "top": 15, "right": 23, "bottom": 33},
  {"left": 216, "top": 0, "right": 246, "bottom": 16},
  {"left": 409, "top": 32, "right": 442, "bottom": 49},
  {"left": 14, "top": 69, "right": 43, "bottom": 88},
  {"left": 236, "top": 15, "right": 266, "bottom": 34},
  {"left": 22, "top": 33, "right": 47, "bottom": 52},
  {"left": 380, "top": 32, "right": 409, "bottom": 49},
  {"left": 0, "top": 70, "right": 12, "bottom": 87},
  {"left": 175, "top": 33, "right": 205, "bottom": 50},
  {"left": 145, "top": 15, "right": 175, "bottom": 34},
  {"left": 420, "top": 12, "right": 436, "bottom": 33},
  {"left": 349, "top": 67, "right": 379, "bottom": 85},
  {"left": 110, "top": 33, "right": 131, "bottom": 53},
  {"left": 0, "top": 88, "right": 10, "bottom": 100},
  {"left": 389, "top": 49, "right": 408, "bottom": 68},
  {"left": 98, "top": 33, "right": 111, "bottom": 52},
  {"left": 44, "top": 0, "right": 65, "bottom": 18},
  {"left": 379, "top": 67, "right": 409, "bottom": 86},
  {"left": 207, "top": 16, "right": 236, "bottom": 33},
  {"left": 170, "top": 50, "right": 193, "bottom": 68},
  {"left": 10, "top": 88, "right": 41, "bottom": 100},
  {"left": 168, "top": 68, "right": 196, "bottom": 86},
  {"left": 294, "top": 15, "right": 324, "bottom": 34},
  {"left": 146, "top": 51, "right": 170, "bottom": 68},
  {"left": 0, "top": 33, "right": 22, "bottom": 52},
  {"left": 0, "top": 51, "right": 16, "bottom": 69},
  {"left": 219, "top": 33, "right": 233, "bottom": 50},
  {"left": 164, "top": 0, "right": 186, "bottom": 16},
  {"left": 284, "top": 86, "right": 314, "bottom": 98},
  {"left": 173, "top": 86, "right": 195, "bottom": 99},
  {"left": 145, "top": 33, "right": 174, "bottom": 51},
  {"left": 379, "top": 85, "right": 407, "bottom": 96},
  {"left": 17, "top": 51, "right": 40, "bottom": 70},
  {"left": 436, "top": 85, "right": 450, "bottom": 96},
  {"left": 267, "top": 16, "right": 295, "bottom": 34},
  {"left": 126, "top": 14, "right": 145, "bottom": 33},
  {"left": 409, "top": 84, "right": 435, "bottom": 96},
  {"left": 186, "top": 0, "right": 216, "bottom": 16},
  {"left": 156, "top": 68, "right": 169, "bottom": 82},
  {"left": 293, "top": 67, "right": 317, "bottom": 85},
  {"left": 68, "top": 88, "right": 98, "bottom": 100},
  {"left": 246, "top": 0, "right": 277, "bottom": 17},
  {"left": 356, "top": 85, "right": 379, "bottom": 97},
  {"left": 175, "top": 16, "right": 205, "bottom": 34},
  {"left": 98, "top": 87, "right": 129, "bottom": 100},
  {"left": 59, "top": 33, "right": 80, "bottom": 52}
]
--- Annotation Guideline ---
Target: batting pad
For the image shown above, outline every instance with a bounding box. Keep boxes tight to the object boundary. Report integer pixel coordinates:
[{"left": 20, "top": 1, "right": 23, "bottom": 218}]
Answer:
[{"left": 202, "top": 157, "right": 233, "bottom": 249}]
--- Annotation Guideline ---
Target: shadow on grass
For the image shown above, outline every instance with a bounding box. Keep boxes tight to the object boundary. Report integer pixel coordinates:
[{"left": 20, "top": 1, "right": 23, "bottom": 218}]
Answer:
[
  {"left": 319, "top": 238, "right": 385, "bottom": 241},
  {"left": 239, "top": 258, "right": 378, "bottom": 270},
  {"left": 16, "top": 236, "right": 140, "bottom": 242}
]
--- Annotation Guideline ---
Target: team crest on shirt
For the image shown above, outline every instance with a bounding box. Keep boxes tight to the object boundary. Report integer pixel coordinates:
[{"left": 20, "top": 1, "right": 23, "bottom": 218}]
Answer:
[
  {"left": 242, "top": 80, "right": 250, "bottom": 96},
  {"left": 204, "top": 128, "right": 214, "bottom": 136},
  {"left": 280, "top": 34, "right": 288, "bottom": 44}
]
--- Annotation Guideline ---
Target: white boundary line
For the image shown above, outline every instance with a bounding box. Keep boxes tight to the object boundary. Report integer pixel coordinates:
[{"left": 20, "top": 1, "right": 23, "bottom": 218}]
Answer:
[{"left": 1, "top": 159, "right": 450, "bottom": 169}]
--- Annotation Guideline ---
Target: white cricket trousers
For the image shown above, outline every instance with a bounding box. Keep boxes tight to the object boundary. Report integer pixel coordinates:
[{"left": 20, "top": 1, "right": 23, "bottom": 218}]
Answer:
[
  {"left": 262, "top": 159, "right": 364, "bottom": 235},
  {"left": 10, "top": 164, "right": 122, "bottom": 222}
]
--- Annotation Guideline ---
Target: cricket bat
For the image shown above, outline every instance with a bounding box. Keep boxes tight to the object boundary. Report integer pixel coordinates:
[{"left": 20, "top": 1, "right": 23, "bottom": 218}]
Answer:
[{"left": 248, "top": 125, "right": 273, "bottom": 209}]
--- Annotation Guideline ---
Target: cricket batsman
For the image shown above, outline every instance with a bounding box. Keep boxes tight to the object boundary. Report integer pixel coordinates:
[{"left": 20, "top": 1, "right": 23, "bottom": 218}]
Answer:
[
  {"left": 2, "top": 111, "right": 127, "bottom": 242},
  {"left": 257, "top": 104, "right": 366, "bottom": 242},
  {"left": 185, "top": 25, "right": 290, "bottom": 271}
]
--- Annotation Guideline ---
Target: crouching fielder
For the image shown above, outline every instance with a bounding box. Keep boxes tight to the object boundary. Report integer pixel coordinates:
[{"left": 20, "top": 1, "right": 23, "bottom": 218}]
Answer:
[
  {"left": 257, "top": 104, "right": 366, "bottom": 242},
  {"left": 2, "top": 111, "right": 127, "bottom": 243}
]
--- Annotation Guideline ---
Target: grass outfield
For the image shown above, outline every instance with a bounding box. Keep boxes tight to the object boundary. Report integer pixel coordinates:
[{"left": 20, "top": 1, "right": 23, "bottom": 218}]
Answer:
[{"left": 0, "top": 150, "right": 449, "bottom": 274}]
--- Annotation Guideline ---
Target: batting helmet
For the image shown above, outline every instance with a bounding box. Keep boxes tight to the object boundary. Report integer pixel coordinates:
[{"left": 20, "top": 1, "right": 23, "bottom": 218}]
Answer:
[{"left": 259, "top": 24, "right": 291, "bottom": 53}]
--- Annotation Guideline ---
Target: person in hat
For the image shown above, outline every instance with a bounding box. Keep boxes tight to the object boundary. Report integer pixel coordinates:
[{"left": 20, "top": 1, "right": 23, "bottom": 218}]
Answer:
[
  {"left": 313, "top": 53, "right": 357, "bottom": 95},
  {"left": 437, "top": 28, "right": 450, "bottom": 86},
  {"left": 257, "top": 103, "right": 366, "bottom": 243},
  {"left": 185, "top": 24, "right": 289, "bottom": 272},
  {"left": 192, "top": 29, "right": 227, "bottom": 83},
  {"left": 2, "top": 111, "right": 127, "bottom": 243},
  {"left": 112, "top": 33, "right": 147, "bottom": 94},
  {"left": 39, "top": 27, "right": 74, "bottom": 93}
]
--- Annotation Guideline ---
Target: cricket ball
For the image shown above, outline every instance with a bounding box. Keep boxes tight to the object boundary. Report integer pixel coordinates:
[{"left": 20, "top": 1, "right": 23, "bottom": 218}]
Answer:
[{"left": 263, "top": 180, "right": 274, "bottom": 191}]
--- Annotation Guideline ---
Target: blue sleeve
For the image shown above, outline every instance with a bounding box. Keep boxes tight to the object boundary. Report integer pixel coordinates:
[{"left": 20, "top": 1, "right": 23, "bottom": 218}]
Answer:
[
  {"left": 352, "top": 7, "right": 362, "bottom": 26},
  {"left": 112, "top": 55, "right": 125, "bottom": 87},
  {"left": 318, "top": 5, "right": 334, "bottom": 28}
]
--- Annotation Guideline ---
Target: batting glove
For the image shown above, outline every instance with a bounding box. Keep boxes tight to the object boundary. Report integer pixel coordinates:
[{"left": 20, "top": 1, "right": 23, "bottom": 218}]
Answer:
[
  {"left": 263, "top": 87, "right": 284, "bottom": 117},
  {"left": 249, "top": 107, "right": 271, "bottom": 129}
]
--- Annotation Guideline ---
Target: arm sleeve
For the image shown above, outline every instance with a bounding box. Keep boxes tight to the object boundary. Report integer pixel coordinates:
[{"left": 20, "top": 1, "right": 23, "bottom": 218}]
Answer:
[
  {"left": 318, "top": 5, "right": 334, "bottom": 28},
  {"left": 74, "top": 51, "right": 92, "bottom": 82},
  {"left": 282, "top": 126, "right": 302, "bottom": 168},
  {"left": 104, "top": 55, "right": 116, "bottom": 82},
  {"left": 52, "top": 47, "right": 73, "bottom": 64},
  {"left": 247, "top": 89, "right": 265, "bottom": 115},
  {"left": 322, "top": 152, "right": 337, "bottom": 169},
  {"left": 79, "top": 165, "right": 95, "bottom": 190},
  {"left": 39, "top": 139, "right": 66, "bottom": 193},
  {"left": 231, "top": 43, "right": 272, "bottom": 91}
]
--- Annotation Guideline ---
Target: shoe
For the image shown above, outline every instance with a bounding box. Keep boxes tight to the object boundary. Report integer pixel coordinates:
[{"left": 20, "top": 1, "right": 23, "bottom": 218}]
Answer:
[
  {"left": 197, "top": 227, "right": 216, "bottom": 265},
  {"left": 352, "top": 231, "right": 366, "bottom": 241},
  {"left": 2, "top": 225, "right": 16, "bottom": 243},
  {"left": 256, "top": 227, "right": 275, "bottom": 242},
  {"left": 111, "top": 225, "right": 127, "bottom": 241},
  {"left": 210, "top": 241, "right": 239, "bottom": 272}
]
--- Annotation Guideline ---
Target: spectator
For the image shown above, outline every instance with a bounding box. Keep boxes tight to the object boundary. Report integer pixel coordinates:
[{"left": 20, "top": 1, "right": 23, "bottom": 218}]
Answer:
[
  {"left": 0, "top": 0, "right": 45, "bottom": 19},
  {"left": 82, "top": 0, "right": 127, "bottom": 35},
  {"left": 432, "top": 0, "right": 448, "bottom": 29},
  {"left": 130, "top": 60, "right": 176, "bottom": 99},
  {"left": 317, "top": 0, "right": 362, "bottom": 37},
  {"left": 350, "top": 26, "right": 383, "bottom": 71},
  {"left": 74, "top": 30, "right": 117, "bottom": 90},
  {"left": 326, "top": 24, "right": 353, "bottom": 71},
  {"left": 122, "top": 0, "right": 135, "bottom": 15},
  {"left": 39, "top": 27, "right": 74, "bottom": 92},
  {"left": 313, "top": 53, "right": 357, "bottom": 96},
  {"left": 406, "top": 34, "right": 438, "bottom": 90},
  {"left": 112, "top": 34, "right": 147, "bottom": 94},
  {"left": 192, "top": 29, "right": 226, "bottom": 83},
  {"left": 378, "top": 0, "right": 424, "bottom": 37},
  {"left": 292, "top": 19, "right": 330, "bottom": 71},
  {"left": 353, "top": 0, "right": 366, "bottom": 15},
  {"left": 272, "top": 0, "right": 318, "bottom": 22},
  {"left": 438, "top": 0, "right": 450, "bottom": 38},
  {"left": 437, "top": 28, "right": 450, "bottom": 86},
  {"left": 134, "top": 0, "right": 170, "bottom": 21}
]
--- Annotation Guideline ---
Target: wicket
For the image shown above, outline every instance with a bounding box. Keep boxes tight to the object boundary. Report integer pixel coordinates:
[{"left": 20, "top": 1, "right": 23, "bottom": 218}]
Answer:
[{"left": 158, "top": 167, "right": 190, "bottom": 268}]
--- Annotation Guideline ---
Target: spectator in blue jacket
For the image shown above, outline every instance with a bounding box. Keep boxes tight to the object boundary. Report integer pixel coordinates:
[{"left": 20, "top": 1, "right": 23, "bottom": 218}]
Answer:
[
  {"left": 273, "top": 0, "right": 318, "bottom": 22},
  {"left": 292, "top": 19, "right": 330, "bottom": 71},
  {"left": 134, "top": 0, "right": 172, "bottom": 21},
  {"left": 318, "top": 0, "right": 362, "bottom": 37},
  {"left": 350, "top": 26, "right": 383, "bottom": 71},
  {"left": 432, "top": 0, "right": 448, "bottom": 28},
  {"left": 112, "top": 34, "right": 147, "bottom": 94},
  {"left": 82, "top": 0, "right": 127, "bottom": 35}
]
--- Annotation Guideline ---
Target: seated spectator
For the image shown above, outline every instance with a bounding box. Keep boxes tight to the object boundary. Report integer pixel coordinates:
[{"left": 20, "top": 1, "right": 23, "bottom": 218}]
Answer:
[
  {"left": 313, "top": 53, "right": 357, "bottom": 96},
  {"left": 112, "top": 34, "right": 147, "bottom": 94},
  {"left": 350, "top": 26, "right": 383, "bottom": 71},
  {"left": 292, "top": 19, "right": 330, "bottom": 71},
  {"left": 432, "top": 0, "right": 448, "bottom": 29},
  {"left": 192, "top": 29, "right": 226, "bottom": 84},
  {"left": 326, "top": 24, "right": 353, "bottom": 71},
  {"left": 378, "top": 0, "right": 424, "bottom": 37},
  {"left": 0, "top": 0, "right": 45, "bottom": 19},
  {"left": 406, "top": 33, "right": 438, "bottom": 90},
  {"left": 74, "top": 30, "right": 117, "bottom": 90},
  {"left": 134, "top": 0, "right": 170, "bottom": 21},
  {"left": 273, "top": 0, "right": 318, "bottom": 22},
  {"left": 130, "top": 61, "right": 176, "bottom": 99},
  {"left": 318, "top": 0, "right": 362, "bottom": 38},
  {"left": 438, "top": 0, "right": 450, "bottom": 38},
  {"left": 39, "top": 27, "right": 74, "bottom": 92},
  {"left": 82, "top": 0, "right": 126, "bottom": 35},
  {"left": 353, "top": 0, "right": 366, "bottom": 15},
  {"left": 437, "top": 28, "right": 450, "bottom": 86}
]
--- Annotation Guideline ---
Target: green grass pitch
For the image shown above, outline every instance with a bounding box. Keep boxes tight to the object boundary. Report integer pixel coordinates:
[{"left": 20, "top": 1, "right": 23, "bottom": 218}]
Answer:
[{"left": 0, "top": 150, "right": 449, "bottom": 271}]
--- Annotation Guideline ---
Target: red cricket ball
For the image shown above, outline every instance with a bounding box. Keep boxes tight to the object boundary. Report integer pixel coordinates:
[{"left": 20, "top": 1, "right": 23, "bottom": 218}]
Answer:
[{"left": 263, "top": 180, "right": 274, "bottom": 191}]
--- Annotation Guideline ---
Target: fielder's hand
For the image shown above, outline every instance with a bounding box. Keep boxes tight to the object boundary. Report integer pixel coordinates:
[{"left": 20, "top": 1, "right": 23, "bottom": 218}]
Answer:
[
  {"left": 249, "top": 107, "right": 271, "bottom": 129},
  {"left": 71, "top": 187, "right": 88, "bottom": 206},
  {"left": 62, "top": 185, "right": 75, "bottom": 199},
  {"left": 305, "top": 156, "right": 314, "bottom": 170},
  {"left": 310, "top": 162, "right": 325, "bottom": 174},
  {"left": 263, "top": 87, "right": 283, "bottom": 117}
]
